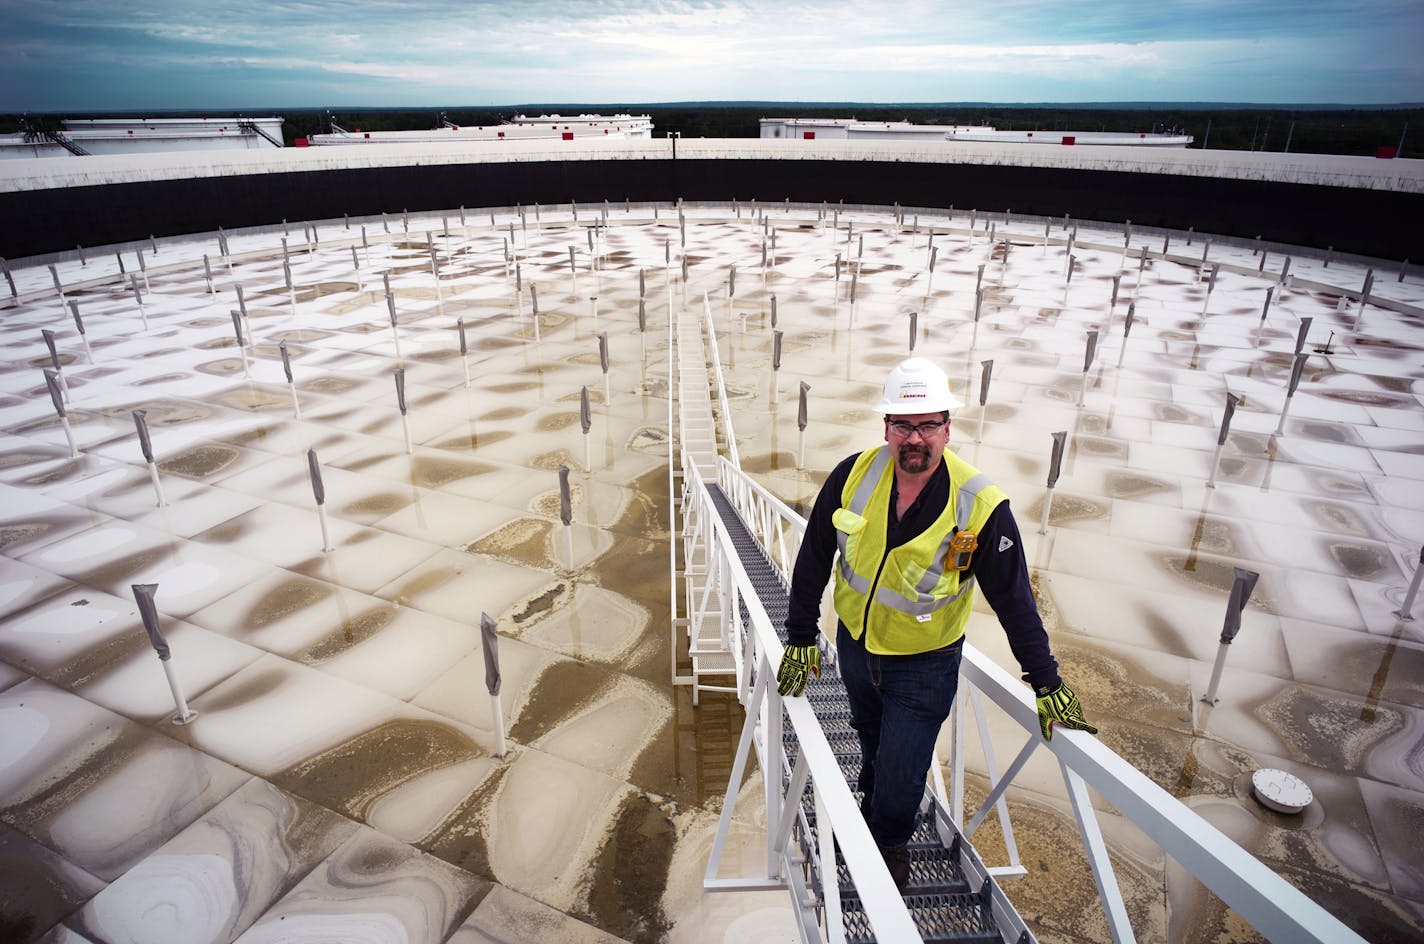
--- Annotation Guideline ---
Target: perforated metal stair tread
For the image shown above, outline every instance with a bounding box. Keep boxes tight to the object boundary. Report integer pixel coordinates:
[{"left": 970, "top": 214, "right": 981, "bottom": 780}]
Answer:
[
  {"left": 801, "top": 817, "right": 979, "bottom": 898},
  {"left": 842, "top": 892, "right": 1002, "bottom": 944}
]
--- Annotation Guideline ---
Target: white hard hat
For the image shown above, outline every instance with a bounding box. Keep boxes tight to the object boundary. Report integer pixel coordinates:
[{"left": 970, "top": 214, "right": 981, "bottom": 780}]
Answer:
[{"left": 876, "top": 357, "right": 964, "bottom": 414}]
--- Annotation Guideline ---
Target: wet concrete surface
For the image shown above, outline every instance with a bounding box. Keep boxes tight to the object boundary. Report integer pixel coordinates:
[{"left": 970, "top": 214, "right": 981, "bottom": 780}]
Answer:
[
  {"left": 0, "top": 204, "right": 1420, "bottom": 943},
  {"left": 275, "top": 718, "right": 485, "bottom": 821},
  {"left": 584, "top": 792, "right": 676, "bottom": 944}
]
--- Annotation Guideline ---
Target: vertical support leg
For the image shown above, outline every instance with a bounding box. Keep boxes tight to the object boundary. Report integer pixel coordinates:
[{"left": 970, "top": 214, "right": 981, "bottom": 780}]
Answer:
[
  {"left": 147, "top": 461, "right": 167, "bottom": 507},
  {"left": 490, "top": 693, "right": 507, "bottom": 757},
  {"left": 59, "top": 416, "right": 80, "bottom": 458},
  {"left": 161, "top": 658, "right": 197, "bottom": 724},
  {"left": 1201, "top": 640, "right": 1232, "bottom": 705}
]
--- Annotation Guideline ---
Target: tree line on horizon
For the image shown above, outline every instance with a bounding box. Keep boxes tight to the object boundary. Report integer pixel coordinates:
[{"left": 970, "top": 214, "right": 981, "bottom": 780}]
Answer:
[{"left": 2, "top": 105, "right": 1417, "bottom": 158}]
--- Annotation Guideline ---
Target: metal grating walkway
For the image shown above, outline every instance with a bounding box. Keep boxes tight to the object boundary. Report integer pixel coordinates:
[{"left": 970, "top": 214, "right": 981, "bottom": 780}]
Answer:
[
  {"left": 677, "top": 307, "right": 736, "bottom": 687},
  {"left": 705, "top": 483, "right": 1015, "bottom": 943}
]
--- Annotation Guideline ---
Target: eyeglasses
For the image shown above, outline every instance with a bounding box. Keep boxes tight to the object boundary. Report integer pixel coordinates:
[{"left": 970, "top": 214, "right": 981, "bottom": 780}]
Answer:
[{"left": 886, "top": 419, "right": 947, "bottom": 439}]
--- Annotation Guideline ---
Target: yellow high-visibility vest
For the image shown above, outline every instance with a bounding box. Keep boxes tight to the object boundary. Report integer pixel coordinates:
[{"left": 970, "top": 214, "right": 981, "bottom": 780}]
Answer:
[{"left": 832, "top": 446, "right": 1007, "bottom": 654}]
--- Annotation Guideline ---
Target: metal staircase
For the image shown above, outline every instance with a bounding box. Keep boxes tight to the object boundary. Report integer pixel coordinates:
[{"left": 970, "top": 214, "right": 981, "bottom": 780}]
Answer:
[
  {"left": 673, "top": 305, "right": 738, "bottom": 702},
  {"left": 705, "top": 480, "right": 1025, "bottom": 942},
  {"left": 669, "top": 285, "right": 1027, "bottom": 941},
  {"left": 237, "top": 119, "right": 283, "bottom": 148},
  {"left": 21, "top": 121, "right": 89, "bottom": 156}
]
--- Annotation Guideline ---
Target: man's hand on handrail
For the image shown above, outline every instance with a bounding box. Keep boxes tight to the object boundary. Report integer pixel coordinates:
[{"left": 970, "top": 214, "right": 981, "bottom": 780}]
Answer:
[{"left": 777, "top": 644, "right": 821, "bottom": 697}]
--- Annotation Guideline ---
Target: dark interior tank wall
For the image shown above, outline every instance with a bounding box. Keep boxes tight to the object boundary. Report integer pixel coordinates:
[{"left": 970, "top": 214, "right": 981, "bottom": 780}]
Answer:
[{"left": 2, "top": 157, "right": 1417, "bottom": 261}]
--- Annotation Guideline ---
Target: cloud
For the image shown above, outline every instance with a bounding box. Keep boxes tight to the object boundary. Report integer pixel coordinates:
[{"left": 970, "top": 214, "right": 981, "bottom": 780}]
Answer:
[{"left": 1, "top": 0, "right": 1419, "bottom": 108}]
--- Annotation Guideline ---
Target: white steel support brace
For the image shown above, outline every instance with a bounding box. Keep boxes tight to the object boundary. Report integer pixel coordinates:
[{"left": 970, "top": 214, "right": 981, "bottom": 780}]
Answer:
[
  {"left": 965, "top": 688, "right": 1026, "bottom": 874},
  {"left": 951, "top": 685, "right": 967, "bottom": 828},
  {"left": 738, "top": 599, "right": 755, "bottom": 706},
  {"left": 703, "top": 672, "right": 783, "bottom": 893},
  {"left": 964, "top": 731, "right": 1037, "bottom": 845},
  {"left": 701, "top": 294, "right": 740, "bottom": 468},
  {"left": 1061, "top": 762, "right": 1134, "bottom": 944},
  {"left": 928, "top": 745, "right": 952, "bottom": 837},
  {"left": 763, "top": 659, "right": 782, "bottom": 876},
  {"left": 957, "top": 648, "right": 1365, "bottom": 944},
  {"left": 717, "top": 551, "right": 733, "bottom": 653},
  {"left": 773, "top": 751, "right": 814, "bottom": 878},
  {"left": 816, "top": 786, "right": 848, "bottom": 944}
]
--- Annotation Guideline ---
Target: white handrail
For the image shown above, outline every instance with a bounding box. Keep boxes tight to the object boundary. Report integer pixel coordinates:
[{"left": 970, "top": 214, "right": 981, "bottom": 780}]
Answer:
[
  {"left": 704, "top": 456, "right": 1367, "bottom": 944},
  {"left": 957, "top": 652, "right": 1365, "bottom": 944},
  {"left": 701, "top": 293, "right": 740, "bottom": 468},
  {"left": 715, "top": 456, "right": 806, "bottom": 586},
  {"left": 692, "top": 455, "right": 922, "bottom": 942},
  {"left": 667, "top": 246, "right": 681, "bottom": 693}
]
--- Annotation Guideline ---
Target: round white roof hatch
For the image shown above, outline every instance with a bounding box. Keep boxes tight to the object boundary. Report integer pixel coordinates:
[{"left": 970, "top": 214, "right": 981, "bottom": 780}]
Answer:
[{"left": 1251, "top": 768, "right": 1314, "bottom": 814}]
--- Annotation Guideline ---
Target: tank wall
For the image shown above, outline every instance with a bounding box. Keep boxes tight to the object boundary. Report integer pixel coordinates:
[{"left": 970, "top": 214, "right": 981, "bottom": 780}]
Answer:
[
  {"left": 1, "top": 157, "right": 1417, "bottom": 260},
  {"left": 78, "top": 136, "right": 277, "bottom": 156},
  {"left": 845, "top": 129, "right": 950, "bottom": 140},
  {"left": 0, "top": 143, "right": 66, "bottom": 160}
]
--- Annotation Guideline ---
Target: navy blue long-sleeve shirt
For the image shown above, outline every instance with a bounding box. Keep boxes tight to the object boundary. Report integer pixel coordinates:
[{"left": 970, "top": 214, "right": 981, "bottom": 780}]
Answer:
[{"left": 784, "top": 450, "right": 1061, "bottom": 692}]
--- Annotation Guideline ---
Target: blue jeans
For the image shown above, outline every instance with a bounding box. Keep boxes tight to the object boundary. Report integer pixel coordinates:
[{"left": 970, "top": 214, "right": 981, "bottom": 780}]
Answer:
[{"left": 837, "top": 623, "right": 962, "bottom": 849}]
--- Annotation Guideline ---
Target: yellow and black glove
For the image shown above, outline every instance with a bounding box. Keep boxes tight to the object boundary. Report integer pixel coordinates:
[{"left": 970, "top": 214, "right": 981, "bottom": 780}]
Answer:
[
  {"left": 1036, "top": 682, "right": 1097, "bottom": 741},
  {"left": 776, "top": 644, "right": 820, "bottom": 697}
]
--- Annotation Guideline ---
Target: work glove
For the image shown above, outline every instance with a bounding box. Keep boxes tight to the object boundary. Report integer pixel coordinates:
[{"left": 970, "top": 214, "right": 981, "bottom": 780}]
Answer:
[
  {"left": 777, "top": 644, "right": 820, "bottom": 697},
  {"left": 1036, "top": 682, "right": 1097, "bottom": 741}
]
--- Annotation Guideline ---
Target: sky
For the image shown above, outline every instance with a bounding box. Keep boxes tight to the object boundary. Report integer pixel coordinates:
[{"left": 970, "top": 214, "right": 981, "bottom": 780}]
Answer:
[{"left": 2, "top": 0, "right": 1421, "bottom": 111}]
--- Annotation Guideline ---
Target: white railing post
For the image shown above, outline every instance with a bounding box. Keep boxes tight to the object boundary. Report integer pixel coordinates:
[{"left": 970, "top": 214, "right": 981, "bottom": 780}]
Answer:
[
  {"left": 951, "top": 685, "right": 966, "bottom": 828},
  {"left": 730, "top": 583, "right": 745, "bottom": 693},
  {"left": 816, "top": 786, "right": 848, "bottom": 944},
  {"left": 668, "top": 315, "right": 683, "bottom": 692},
  {"left": 772, "top": 751, "right": 813, "bottom": 878},
  {"left": 964, "top": 731, "right": 1036, "bottom": 844},
  {"left": 719, "top": 546, "right": 733, "bottom": 651},
  {"left": 764, "top": 672, "right": 783, "bottom": 878},
  {"left": 702, "top": 293, "right": 741, "bottom": 469}
]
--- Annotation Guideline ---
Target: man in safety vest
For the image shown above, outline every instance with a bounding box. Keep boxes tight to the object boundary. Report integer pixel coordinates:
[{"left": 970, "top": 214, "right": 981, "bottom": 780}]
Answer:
[{"left": 777, "top": 356, "right": 1095, "bottom": 891}]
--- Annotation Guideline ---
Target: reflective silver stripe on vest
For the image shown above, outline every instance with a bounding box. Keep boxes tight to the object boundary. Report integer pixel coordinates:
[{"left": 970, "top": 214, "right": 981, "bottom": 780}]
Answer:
[
  {"left": 956, "top": 473, "right": 992, "bottom": 529},
  {"left": 914, "top": 529, "right": 961, "bottom": 594},
  {"left": 836, "top": 526, "right": 871, "bottom": 591},
  {"left": 848, "top": 447, "right": 891, "bottom": 516},
  {"left": 839, "top": 555, "right": 871, "bottom": 592},
  {"left": 836, "top": 446, "right": 891, "bottom": 593},
  {"left": 878, "top": 575, "right": 977, "bottom": 617},
  {"left": 914, "top": 471, "right": 995, "bottom": 594}
]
